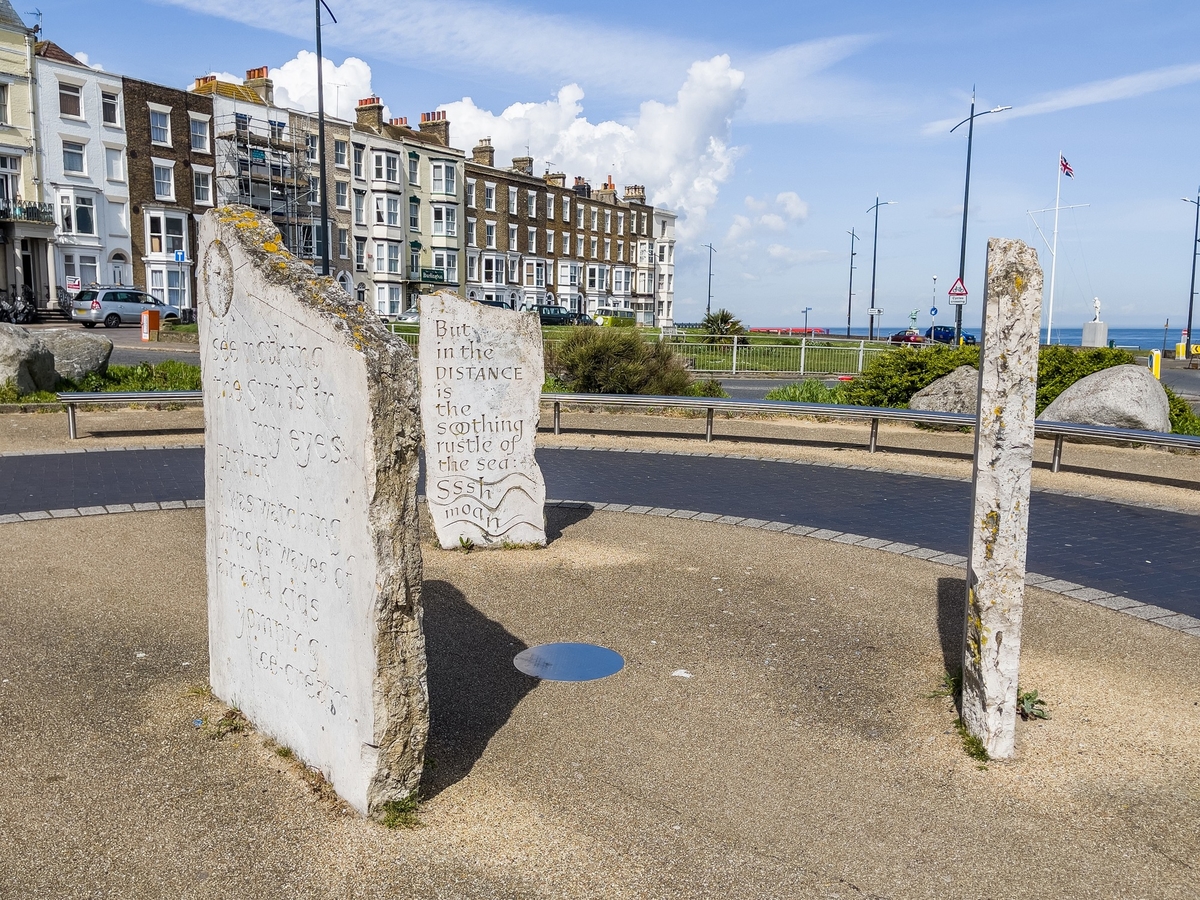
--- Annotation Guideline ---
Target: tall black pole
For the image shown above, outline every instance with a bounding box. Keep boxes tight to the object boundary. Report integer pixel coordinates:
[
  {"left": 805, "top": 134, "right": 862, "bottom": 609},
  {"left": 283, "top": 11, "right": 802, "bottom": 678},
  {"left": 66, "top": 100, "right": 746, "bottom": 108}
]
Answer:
[
  {"left": 955, "top": 91, "right": 976, "bottom": 346},
  {"left": 869, "top": 197, "right": 881, "bottom": 342},
  {"left": 845, "top": 228, "right": 857, "bottom": 337},
  {"left": 315, "top": 0, "right": 330, "bottom": 276},
  {"left": 1186, "top": 188, "right": 1199, "bottom": 361},
  {"left": 703, "top": 242, "right": 715, "bottom": 316}
]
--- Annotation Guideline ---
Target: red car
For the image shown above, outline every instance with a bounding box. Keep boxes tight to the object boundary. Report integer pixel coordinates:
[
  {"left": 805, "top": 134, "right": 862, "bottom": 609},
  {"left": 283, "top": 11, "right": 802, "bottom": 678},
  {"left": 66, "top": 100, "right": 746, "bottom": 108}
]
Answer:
[{"left": 888, "top": 329, "right": 924, "bottom": 345}]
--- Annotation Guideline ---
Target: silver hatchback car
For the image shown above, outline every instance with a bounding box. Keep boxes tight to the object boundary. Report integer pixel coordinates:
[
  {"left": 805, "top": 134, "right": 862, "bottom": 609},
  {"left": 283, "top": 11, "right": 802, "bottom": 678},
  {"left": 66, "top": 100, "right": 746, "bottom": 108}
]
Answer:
[{"left": 71, "top": 287, "right": 180, "bottom": 328}]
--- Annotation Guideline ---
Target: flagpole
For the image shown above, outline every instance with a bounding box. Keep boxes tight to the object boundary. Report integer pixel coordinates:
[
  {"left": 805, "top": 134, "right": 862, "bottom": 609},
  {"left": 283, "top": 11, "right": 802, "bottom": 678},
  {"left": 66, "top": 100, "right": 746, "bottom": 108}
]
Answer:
[{"left": 1047, "top": 153, "right": 1062, "bottom": 345}]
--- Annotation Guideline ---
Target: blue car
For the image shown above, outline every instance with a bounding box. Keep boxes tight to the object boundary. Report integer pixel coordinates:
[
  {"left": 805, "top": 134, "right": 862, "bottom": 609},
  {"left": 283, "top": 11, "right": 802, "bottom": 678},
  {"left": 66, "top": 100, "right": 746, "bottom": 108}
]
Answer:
[{"left": 926, "top": 325, "right": 976, "bottom": 345}]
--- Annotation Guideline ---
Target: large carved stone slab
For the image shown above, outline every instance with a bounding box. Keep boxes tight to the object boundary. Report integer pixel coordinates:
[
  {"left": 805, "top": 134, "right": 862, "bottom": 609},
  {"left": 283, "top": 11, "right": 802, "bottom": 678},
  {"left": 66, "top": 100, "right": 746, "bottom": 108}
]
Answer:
[
  {"left": 961, "top": 238, "right": 1043, "bottom": 760},
  {"left": 419, "top": 291, "right": 546, "bottom": 549},
  {"left": 197, "top": 207, "right": 427, "bottom": 816}
]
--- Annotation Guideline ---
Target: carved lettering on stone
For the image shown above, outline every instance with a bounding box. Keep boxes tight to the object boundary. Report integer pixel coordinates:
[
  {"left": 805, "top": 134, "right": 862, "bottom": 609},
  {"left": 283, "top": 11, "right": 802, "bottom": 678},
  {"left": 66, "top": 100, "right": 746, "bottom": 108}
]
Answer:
[
  {"left": 961, "top": 237, "right": 1043, "bottom": 760},
  {"left": 198, "top": 207, "right": 427, "bottom": 817},
  {"left": 419, "top": 291, "right": 547, "bottom": 548}
]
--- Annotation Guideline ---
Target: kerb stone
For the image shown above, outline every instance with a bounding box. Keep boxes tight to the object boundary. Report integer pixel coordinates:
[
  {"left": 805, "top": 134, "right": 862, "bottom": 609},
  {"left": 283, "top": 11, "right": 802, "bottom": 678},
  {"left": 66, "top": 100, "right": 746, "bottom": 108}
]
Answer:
[
  {"left": 197, "top": 207, "right": 427, "bottom": 817},
  {"left": 961, "top": 237, "right": 1042, "bottom": 760},
  {"left": 419, "top": 291, "right": 547, "bottom": 548}
]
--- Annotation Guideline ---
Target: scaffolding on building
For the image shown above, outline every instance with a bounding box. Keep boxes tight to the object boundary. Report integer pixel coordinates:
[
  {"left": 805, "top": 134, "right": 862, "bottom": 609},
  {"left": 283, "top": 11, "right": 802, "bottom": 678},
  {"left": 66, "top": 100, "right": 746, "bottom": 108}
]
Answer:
[{"left": 213, "top": 112, "right": 323, "bottom": 259}]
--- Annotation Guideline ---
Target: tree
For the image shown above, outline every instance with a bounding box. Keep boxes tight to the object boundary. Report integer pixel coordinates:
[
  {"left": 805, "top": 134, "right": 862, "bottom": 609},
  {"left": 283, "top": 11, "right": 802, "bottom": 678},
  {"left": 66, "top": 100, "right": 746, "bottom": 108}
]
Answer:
[{"left": 700, "top": 308, "right": 745, "bottom": 344}]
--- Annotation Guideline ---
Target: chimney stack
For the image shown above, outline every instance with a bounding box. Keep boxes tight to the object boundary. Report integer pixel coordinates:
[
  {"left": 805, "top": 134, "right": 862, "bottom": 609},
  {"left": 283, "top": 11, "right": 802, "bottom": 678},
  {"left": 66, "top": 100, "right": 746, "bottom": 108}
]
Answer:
[
  {"left": 543, "top": 171, "right": 566, "bottom": 188},
  {"left": 596, "top": 174, "right": 617, "bottom": 202},
  {"left": 573, "top": 176, "right": 592, "bottom": 198},
  {"left": 623, "top": 184, "right": 646, "bottom": 204},
  {"left": 244, "top": 66, "right": 273, "bottom": 104},
  {"left": 388, "top": 117, "right": 408, "bottom": 127},
  {"left": 417, "top": 110, "right": 450, "bottom": 147},
  {"left": 356, "top": 96, "right": 384, "bottom": 132},
  {"left": 472, "top": 137, "right": 495, "bottom": 168},
  {"left": 193, "top": 74, "right": 217, "bottom": 91},
  {"left": 511, "top": 156, "right": 533, "bottom": 176}
]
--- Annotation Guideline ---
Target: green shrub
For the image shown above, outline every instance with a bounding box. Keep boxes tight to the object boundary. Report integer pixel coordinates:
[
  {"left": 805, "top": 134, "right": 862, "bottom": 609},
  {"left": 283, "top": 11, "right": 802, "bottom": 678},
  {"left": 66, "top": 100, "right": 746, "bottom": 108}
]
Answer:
[
  {"left": 542, "top": 374, "right": 569, "bottom": 393},
  {"left": 683, "top": 378, "right": 729, "bottom": 398},
  {"left": 551, "top": 327, "right": 695, "bottom": 395},
  {"left": 699, "top": 308, "right": 745, "bottom": 344},
  {"left": 764, "top": 378, "right": 848, "bottom": 405},
  {"left": 1165, "top": 386, "right": 1200, "bottom": 436},
  {"left": 0, "top": 360, "right": 202, "bottom": 402},
  {"left": 843, "top": 345, "right": 980, "bottom": 408},
  {"left": 1035, "top": 346, "right": 1135, "bottom": 414}
]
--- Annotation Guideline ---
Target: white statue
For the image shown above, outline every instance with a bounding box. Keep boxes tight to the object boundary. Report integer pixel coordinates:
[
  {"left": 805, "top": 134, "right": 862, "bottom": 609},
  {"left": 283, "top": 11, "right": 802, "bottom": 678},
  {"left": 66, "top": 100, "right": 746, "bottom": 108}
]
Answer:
[{"left": 1093, "top": 296, "right": 1101, "bottom": 322}]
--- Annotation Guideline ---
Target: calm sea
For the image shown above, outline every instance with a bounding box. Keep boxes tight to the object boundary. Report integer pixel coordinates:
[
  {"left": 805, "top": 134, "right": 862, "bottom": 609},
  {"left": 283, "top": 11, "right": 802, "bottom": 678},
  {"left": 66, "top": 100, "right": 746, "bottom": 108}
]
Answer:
[{"left": 843, "top": 326, "right": 1180, "bottom": 351}]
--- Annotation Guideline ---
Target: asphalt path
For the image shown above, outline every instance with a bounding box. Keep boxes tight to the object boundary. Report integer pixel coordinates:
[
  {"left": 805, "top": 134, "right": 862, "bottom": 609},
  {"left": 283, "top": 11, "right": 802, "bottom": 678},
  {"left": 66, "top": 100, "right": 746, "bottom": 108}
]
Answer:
[{"left": 3, "top": 446, "right": 1197, "bottom": 618}]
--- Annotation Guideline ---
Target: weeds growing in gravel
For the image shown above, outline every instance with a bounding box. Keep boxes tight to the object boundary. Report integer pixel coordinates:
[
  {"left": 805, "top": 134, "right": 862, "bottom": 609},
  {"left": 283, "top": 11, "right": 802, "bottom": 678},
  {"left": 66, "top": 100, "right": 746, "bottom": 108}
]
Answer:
[
  {"left": 1016, "top": 688, "right": 1051, "bottom": 721},
  {"left": 379, "top": 796, "right": 421, "bottom": 829},
  {"left": 954, "top": 719, "right": 991, "bottom": 763}
]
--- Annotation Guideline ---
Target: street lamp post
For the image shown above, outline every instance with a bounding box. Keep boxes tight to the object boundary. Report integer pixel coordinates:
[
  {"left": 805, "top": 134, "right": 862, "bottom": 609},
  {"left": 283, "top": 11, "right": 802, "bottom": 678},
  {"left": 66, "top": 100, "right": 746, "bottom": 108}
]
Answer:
[
  {"left": 867, "top": 196, "right": 896, "bottom": 342},
  {"left": 845, "top": 228, "right": 857, "bottom": 337},
  {"left": 1184, "top": 189, "right": 1200, "bottom": 362},
  {"left": 802, "top": 306, "right": 812, "bottom": 335},
  {"left": 950, "top": 89, "right": 1010, "bottom": 344},
  {"left": 702, "top": 242, "right": 716, "bottom": 316},
  {"left": 314, "top": 0, "right": 337, "bottom": 277}
]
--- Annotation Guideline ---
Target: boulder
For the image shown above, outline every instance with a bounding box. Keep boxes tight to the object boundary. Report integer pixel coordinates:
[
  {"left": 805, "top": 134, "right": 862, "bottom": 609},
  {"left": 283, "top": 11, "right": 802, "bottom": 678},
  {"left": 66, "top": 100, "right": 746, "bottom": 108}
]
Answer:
[
  {"left": 1041, "top": 364, "right": 1171, "bottom": 433},
  {"left": 908, "top": 365, "right": 979, "bottom": 414},
  {"left": 0, "top": 323, "right": 57, "bottom": 394},
  {"left": 38, "top": 329, "right": 113, "bottom": 382}
]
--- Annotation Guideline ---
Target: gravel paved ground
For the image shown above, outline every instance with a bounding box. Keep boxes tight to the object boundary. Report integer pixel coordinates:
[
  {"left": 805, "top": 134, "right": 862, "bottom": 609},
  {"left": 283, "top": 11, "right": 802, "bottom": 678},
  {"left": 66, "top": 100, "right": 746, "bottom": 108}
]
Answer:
[{"left": 1, "top": 508, "right": 1197, "bottom": 898}]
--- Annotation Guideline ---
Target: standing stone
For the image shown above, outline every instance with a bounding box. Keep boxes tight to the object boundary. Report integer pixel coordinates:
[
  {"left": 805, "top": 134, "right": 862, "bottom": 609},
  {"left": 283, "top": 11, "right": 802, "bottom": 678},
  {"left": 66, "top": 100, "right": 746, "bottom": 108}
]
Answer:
[
  {"left": 0, "top": 323, "right": 57, "bottom": 393},
  {"left": 39, "top": 329, "right": 113, "bottom": 381},
  {"left": 961, "top": 238, "right": 1043, "bottom": 760},
  {"left": 419, "top": 291, "right": 546, "bottom": 549},
  {"left": 197, "top": 207, "right": 427, "bottom": 817}
]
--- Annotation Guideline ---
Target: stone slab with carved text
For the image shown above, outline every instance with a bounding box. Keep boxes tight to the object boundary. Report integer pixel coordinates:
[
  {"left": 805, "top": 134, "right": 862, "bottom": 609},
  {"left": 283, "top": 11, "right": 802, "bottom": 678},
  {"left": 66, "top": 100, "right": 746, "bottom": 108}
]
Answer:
[
  {"left": 198, "top": 207, "right": 427, "bottom": 817},
  {"left": 419, "top": 291, "right": 546, "bottom": 549}
]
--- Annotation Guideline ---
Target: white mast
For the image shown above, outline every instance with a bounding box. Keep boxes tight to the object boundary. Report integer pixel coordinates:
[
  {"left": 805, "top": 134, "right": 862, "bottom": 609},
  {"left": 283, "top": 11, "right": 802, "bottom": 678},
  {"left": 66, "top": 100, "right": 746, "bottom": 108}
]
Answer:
[{"left": 1046, "top": 153, "right": 1062, "bottom": 345}]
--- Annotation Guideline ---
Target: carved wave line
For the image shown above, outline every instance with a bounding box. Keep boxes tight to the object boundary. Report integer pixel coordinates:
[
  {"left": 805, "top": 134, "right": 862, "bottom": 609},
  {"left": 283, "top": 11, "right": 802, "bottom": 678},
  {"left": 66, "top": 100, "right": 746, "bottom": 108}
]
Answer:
[
  {"left": 441, "top": 510, "right": 540, "bottom": 535},
  {"left": 434, "top": 484, "right": 542, "bottom": 513}
]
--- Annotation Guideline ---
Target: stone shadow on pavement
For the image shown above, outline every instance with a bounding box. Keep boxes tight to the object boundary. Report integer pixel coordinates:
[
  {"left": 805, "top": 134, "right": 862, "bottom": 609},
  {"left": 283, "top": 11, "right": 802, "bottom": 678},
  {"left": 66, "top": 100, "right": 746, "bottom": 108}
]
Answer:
[
  {"left": 421, "top": 578, "right": 538, "bottom": 798},
  {"left": 936, "top": 576, "right": 966, "bottom": 710},
  {"left": 546, "top": 503, "right": 592, "bottom": 541}
]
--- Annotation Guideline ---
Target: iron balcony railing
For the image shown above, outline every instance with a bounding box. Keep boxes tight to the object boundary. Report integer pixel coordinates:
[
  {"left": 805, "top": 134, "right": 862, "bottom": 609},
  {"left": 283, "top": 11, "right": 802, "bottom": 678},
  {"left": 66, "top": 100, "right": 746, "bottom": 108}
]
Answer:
[{"left": 0, "top": 199, "right": 56, "bottom": 224}]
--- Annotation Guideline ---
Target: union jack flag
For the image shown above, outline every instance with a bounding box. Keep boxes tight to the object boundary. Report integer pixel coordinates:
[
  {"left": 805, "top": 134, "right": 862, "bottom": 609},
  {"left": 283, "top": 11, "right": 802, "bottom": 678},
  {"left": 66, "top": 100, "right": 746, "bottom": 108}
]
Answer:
[{"left": 1060, "top": 155, "right": 1074, "bottom": 178}]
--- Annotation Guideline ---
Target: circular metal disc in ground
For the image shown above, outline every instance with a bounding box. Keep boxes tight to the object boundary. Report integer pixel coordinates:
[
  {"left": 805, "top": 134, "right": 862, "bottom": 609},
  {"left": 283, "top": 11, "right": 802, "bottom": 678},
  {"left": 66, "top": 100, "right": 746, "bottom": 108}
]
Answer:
[{"left": 513, "top": 643, "right": 624, "bottom": 681}]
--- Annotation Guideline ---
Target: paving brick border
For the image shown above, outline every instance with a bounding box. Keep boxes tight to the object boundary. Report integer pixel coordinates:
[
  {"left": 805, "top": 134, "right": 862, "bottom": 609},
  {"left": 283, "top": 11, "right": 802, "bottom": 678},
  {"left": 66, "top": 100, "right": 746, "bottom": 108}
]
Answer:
[{"left": 0, "top": 443, "right": 200, "bottom": 458}]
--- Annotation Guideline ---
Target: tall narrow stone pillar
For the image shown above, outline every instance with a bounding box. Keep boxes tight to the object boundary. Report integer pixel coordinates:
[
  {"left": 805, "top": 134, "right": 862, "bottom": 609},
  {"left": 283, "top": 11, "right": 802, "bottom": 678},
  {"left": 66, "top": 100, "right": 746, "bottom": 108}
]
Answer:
[{"left": 961, "top": 238, "right": 1043, "bottom": 759}]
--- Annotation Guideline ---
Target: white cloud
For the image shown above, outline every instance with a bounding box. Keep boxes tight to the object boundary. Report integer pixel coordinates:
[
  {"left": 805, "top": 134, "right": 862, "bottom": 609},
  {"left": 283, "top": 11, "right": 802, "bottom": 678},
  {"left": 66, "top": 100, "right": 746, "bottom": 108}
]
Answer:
[
  {"left": 745, "top": 196, "right": 768, "bottom": 212},
  {"left": 443, "top": 56, "right": 746, "bottom": 239},
  {"left": 205, "top": 70, "right": 244, "bottom": 85},
  {"left": 269, "top": 51, "right": 376, "bottom": 121},
  {"left": 759, "top": 213, "right": 787, "bottom": 231},
  {"left": 726, "top": 214, "right": 754, "bottom": 243},
  {"left": 73, "top": 51, "right": 102, "bottom": 70},
  {"left": 777, "top": 191, "right": 808, "bottom": 220},
  {"left": 767, "top": 244, "right": 828, "bottom": 265}
]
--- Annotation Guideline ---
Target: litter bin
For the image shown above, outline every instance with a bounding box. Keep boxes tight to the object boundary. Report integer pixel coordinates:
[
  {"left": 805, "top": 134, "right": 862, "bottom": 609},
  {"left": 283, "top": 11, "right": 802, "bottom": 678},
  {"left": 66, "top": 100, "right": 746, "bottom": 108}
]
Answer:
[
  {"left": 181, "top": 307, "right": 196, "bottom": 325},
  {"left": 141, "top": 308, "right": 160, "bottom": 342}
]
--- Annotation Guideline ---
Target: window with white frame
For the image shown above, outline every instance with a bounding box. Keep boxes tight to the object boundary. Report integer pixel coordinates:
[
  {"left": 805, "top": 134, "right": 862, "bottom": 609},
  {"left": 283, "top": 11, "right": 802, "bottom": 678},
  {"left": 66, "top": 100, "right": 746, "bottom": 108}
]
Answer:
[
  {"left": 558, "top": 263, "right": 581, "bottom": 287},
  {"left": 338, "top": 228, "right": 349, "bottom": 258},
  {"left": 0, "top": 84, "right": 8, "bottom": 125},
  {"left": 146, "top": 212, "right": 186, "bottom": 255},
  {"left": 466, "top": 178, "right": 476, "bottom": 208},
  {"left": 386, "top": 155, "right": 398, "bottom": 182},
  {"left": 467, "top": 217, "right": 476, "bottom": 247},
  {"left": 354, "top": 191, "right": 365, "bottom": 225},
  {"left": 307, "top": 176, "right": 319, "bottom": 205},
  {"left": 409, "top": 198, "right": 419, "bottom": 230},
  {"left": 563, "top": 196, "right": 570, "bottom": 223},
  {"left": 604, "top": 239, "right": 611, "bottom": 260},
  {"left": 576, "top": 206, "right": 584, "bottom": 228},
  {"left": 374, "top": 242, "right": 385, "bottom": 272},
  {"left": 561, "top": 232, "right": 569, "bottom": 255},
  {"left": 467, "top": 253, "right": 477, "bottom": 280},
  {"left": 604, "top": 210, "right": 611, "bottom": 233},
  {"left": 483, "top": 257, "right": 498, "bottom": 283},
  {"left": 387, "top": 243, "right": 400, "bottom": 274},
  {"left": 590, "top": 237, "right": 598, "bottom": 259},
  {"left": 617, "top": 212, "right": 625, "bottom": 234},
  {"left": 658, "top": 244, "right": 666, "bottom": 262},
  {"left": 590, "top": 208, "right": 599, "bottom": 230},
  {"left": 617, "top": 240, "right": 623, "bottom": 262},
  {"left": 58, "top": 192, "right": 96, "bottom": 235},
  {"left": 353, "top": 145, "right": 363, "bottom": 178},
  {"left": 375, "top": 284, "right": 386, "bottom": 314},
  {"left": 189, "top": 115, "right": 210, "bottom": 152},
  {"left": 433, "top": 206, "right": 445, "bottom": 236},
  {"left": 101, "top": 91, "right": 119, "bottom": 127},
  {"left": 63, "top": 140, "right": 85, "bottom": 174},
  {"left": 527, "top": 227, "right": 536, "bottom": 254},
  {"left": 408, "top": 154, "right": 419, "bottom": 185},
  {"left": 484, "top": 183, "right": 495, "bottom": 211},
  {"left": 507, "top": 257, "right": 518, "bottom": 282},
  {"left": 375, "top": 196, "right": 385, "bottom": 224},
  {"left": 508, "top": 186, "right": 517, "bottom": 214},
  {"left": 641, "top": 212, "right": 648, "bottom": 234},
  {"left": 387, "top": 197, "right": 399, "bottom": 226},
  {"left": 431, "top": 161, "right": 455, "bottom": 194},
  {"left": 547, "top": 195, "right": 555, "bottom": 220},
  {"left": 639, "top": 271, "right": 647, "bottom": 292},
  {"left": 335, "top": 181, "right": 348, "bottom": 209},
  {"left": 433, "top": 250, "right": 457, "bottom": 283},
  {"left": 658, "top": 273, "right": 665, "bottom": 290},
  {"left": 334, "top": 140, "right": 347, "bottom": 167},
  {"left": 193, "top": 168, "right": 213, "bottom": 205},
  {"left": 354, "top": 237, "right": 365, "bottom": 270},
  {"left": 485, "top": 222, "right": 496, "bottom": 248},
  {"left": 388, "top": 285, "right": 401, "bottom": 315},
  {"left": 152, "top": 160, "right": 175, "bottom": 200},
  {"left": 269, "top": 120, "right": 285, "bottom": 141},
  {"left": 59, "top": 82, "right": 82, "bottom": 118},
  {"left": 410, "top": 248, "right": 420, "bottom": 274},
  {"left": 576, "top": 235, "right": 584, "bottom": 256},
  {"left": 373, "top": 153, "right": 385, "bottom": 180},
  {"left": 356, "top": 282, "right": 365, "bottom": 304},
  {"left": 546, "top": 231, "right": 554, "bottom": 254},
  {"left": 150, "top": 108, "right": 171, "bottom": 145},
  {"left": 443, "top": 206, "right": 457, "bottom": 237},
  {"left": 305, "top": 134, "right": 318, "bottom": 161},
  {"left": 507, "top": 224, "right": 517, "bottom": 248},
  {"left": 527, "top": 191, "right": 536, "bottom": 217},
  {"left": 104, "top": 147, "right": 123, "bottom": 181}
]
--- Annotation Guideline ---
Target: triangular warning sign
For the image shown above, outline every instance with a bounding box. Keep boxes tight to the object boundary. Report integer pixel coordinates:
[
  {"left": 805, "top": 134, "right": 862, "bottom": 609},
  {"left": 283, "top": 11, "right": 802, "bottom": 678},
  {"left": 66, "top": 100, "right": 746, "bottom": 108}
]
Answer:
[{"left": 947, "top": 278, "right": 968, "bottom": 297}]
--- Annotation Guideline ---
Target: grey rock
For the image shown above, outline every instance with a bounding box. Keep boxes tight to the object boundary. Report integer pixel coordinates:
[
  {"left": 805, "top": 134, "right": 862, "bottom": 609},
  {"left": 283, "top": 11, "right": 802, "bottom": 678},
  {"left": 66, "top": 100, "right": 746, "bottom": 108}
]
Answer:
[
  {"left": 909, "top": 365, "right": 978, "bottom": 414},
  {"left": 38, "top": 329, "right": 113, "bottom": 382},
  {"left": 1041, "top": 364, "right": 1171, "bottom": 433},
  {"left": 0, "top": 323, "right": 57, "bottom": 393}
]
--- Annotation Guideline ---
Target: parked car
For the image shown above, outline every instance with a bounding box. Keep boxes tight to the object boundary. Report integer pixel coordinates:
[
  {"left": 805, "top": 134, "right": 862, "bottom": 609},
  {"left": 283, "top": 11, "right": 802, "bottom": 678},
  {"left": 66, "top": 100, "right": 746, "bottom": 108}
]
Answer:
[
  {"left": 394, "top": 308, "right": 420, "bottom": 324},
  {"left": 534, "top": 305, "right": 576, "bottom": 326},
  {"left": 888, "top": 329, "right": 925, "bottom": 345},
  {"left": 572, "top": 313, "right": 597, "bottom": 326},
  {"left": 71, "top": 287, "right": 179, "bottom": 328},
  {"left": 926, "top": 325, "right": 977, "bottom": 345}
]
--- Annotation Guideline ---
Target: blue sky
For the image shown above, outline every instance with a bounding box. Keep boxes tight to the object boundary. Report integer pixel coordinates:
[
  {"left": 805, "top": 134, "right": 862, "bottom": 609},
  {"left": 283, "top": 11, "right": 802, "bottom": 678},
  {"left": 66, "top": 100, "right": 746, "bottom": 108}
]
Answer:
[{"left": 41, "top": 0, "right": 1200, "bottom": 332}]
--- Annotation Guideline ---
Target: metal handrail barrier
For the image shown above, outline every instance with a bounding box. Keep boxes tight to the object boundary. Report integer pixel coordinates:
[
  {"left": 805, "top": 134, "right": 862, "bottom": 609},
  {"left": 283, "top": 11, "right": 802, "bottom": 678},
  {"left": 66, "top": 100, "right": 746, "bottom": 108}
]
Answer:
[
  {"left": 57, "top": 390, "right": 203, "bottom": 440},
  {"left": 541, "top": 393, "right": 1200, "bottom": 472}
]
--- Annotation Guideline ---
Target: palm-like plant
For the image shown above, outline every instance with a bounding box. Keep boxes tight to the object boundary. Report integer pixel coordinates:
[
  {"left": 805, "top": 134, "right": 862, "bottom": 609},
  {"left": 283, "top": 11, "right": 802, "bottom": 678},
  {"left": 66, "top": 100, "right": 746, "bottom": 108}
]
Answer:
[{"left": 700, "top": 308, "right": 745, "bottom": 344}]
